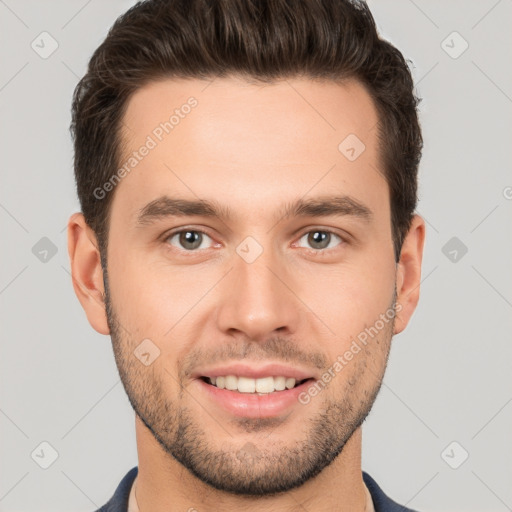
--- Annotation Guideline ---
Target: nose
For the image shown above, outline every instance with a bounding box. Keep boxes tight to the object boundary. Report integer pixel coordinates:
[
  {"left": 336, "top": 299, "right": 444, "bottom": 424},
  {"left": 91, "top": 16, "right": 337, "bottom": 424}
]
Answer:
[{"left": 215, "top": 237, "right": 302, "bottom": 342}]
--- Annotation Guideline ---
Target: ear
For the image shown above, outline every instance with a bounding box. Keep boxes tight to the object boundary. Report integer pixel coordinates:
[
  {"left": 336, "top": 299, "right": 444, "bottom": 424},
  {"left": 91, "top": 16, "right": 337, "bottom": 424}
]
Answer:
[
  {"left": 393, "top": 214, "right": 426, "bottom": 335},
  {"left": 67, "top": 212, "right": 110, "bottom": 335}
]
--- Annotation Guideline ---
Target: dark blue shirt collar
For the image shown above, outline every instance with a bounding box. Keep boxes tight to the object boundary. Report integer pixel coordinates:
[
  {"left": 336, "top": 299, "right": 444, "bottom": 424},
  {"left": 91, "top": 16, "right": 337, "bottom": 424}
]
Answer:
[{"left": 95, "top": 466, "right": 419, "bottom": 512}]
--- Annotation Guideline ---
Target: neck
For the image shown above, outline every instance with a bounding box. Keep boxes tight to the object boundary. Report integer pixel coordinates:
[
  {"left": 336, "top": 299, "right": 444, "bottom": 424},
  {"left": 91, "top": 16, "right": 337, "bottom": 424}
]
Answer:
[{"left": 134, "top": 416, "right": 368, "bottom": 512}]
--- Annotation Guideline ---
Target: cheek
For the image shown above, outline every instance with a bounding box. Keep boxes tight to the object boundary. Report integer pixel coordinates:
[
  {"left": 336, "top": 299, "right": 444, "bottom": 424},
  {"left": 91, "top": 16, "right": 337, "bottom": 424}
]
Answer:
[
  {"left": 108, "top": 250, "right": 217, "bottom": 339},
  {"left": 299, "top": 258, "right": 396, "bottom": 336}
]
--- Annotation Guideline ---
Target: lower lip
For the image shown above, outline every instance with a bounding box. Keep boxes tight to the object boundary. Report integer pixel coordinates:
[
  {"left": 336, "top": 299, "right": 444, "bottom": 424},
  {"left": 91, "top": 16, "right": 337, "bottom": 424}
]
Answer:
[{"left": 196, "top": 378, "right": 314, "bottom": 418}]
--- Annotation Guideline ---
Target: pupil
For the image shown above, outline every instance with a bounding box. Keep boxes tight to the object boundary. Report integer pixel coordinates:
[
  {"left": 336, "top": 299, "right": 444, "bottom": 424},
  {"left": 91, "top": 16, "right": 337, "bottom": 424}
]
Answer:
[
  {"left": 309, "top": 231, "right": 329, "bottom": 249},
  {"left": 181, "top": 231, "right": 201, "bottom": 250}
]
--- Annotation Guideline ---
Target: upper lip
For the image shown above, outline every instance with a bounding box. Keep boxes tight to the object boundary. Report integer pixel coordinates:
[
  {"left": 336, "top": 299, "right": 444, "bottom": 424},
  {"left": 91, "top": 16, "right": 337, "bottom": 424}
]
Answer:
[{"left": 192, "top": 363, "right": 317, "bottom": 381}]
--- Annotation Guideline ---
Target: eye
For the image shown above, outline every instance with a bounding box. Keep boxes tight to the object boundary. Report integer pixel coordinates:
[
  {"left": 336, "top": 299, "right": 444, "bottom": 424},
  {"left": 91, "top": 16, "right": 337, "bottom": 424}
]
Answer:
[
  {"left": 296, "top": 230, "right": 344, "bottom": 251},
  {"left": 165, "top": 229, "right": 215, "bottom": 251}
]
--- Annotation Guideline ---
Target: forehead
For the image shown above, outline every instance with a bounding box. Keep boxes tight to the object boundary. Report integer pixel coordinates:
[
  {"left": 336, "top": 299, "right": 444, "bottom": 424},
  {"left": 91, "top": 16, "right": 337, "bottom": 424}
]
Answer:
[
  {"left": 121, "top": 76, "right": 380, "bottom": 155},
  {"left": 112, "top": 76, "right": 387, "bottom": 227}
]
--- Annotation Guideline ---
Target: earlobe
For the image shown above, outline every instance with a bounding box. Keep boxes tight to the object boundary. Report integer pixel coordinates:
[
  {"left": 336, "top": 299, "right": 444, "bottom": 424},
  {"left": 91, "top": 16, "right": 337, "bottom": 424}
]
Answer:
[
  {"left": 67, "top": 212, "right": 110, "bottom": 335},
  {"left": 393, "top": 214, "right": 426, "bottom": 335}
]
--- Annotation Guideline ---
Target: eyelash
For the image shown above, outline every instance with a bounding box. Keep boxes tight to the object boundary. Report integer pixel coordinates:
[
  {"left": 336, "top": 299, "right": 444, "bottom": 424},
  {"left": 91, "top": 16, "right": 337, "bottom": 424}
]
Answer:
[{"left": 163, "top": 227, "right": 346, "bottom": 254}]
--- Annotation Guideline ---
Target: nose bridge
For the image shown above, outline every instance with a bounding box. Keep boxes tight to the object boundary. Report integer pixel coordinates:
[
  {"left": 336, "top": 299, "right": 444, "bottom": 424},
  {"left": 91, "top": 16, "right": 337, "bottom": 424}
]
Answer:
[{"left": 215, "top": 234, "right": 300, "bottom": 339}]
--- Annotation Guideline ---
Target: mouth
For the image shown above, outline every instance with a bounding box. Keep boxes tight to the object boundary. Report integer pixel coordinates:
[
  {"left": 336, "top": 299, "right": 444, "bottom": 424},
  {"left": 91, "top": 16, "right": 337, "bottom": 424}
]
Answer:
[
  {"left": 199, "top": 375, "right": 315, "bottom": 395},
  {"left": 192, "top": 363, "right": 319, "bottom": 417},
  {"left": 196, "top": 375, "right": 316, "bottom": 418}
]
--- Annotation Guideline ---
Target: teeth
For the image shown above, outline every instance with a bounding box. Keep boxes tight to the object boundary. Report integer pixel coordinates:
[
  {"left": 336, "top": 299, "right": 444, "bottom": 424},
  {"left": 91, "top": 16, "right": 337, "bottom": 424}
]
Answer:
[
  {"left": 239, "top": 376, "right": 256, "bottom": 393},
  {"left": 225, "top": 375, "right": 238, "bottom": 391},
  {"left": 255, "top": 376, "right": 273, "bottom": 393},
  {"left": 207, "top": 375, "right": 300, "bottom": 393},
  {"left": 285, "top": 377, "right": 296, "bottom": 390},
  {"left": 274, "top": 376, "right": 286, "bottom": 391}
]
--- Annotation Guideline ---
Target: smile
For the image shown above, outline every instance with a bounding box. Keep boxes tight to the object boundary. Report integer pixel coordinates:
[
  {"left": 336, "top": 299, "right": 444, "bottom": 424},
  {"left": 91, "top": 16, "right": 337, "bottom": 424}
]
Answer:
[{"left": 200, "top": 375, "right": 311, "bottom": 394}]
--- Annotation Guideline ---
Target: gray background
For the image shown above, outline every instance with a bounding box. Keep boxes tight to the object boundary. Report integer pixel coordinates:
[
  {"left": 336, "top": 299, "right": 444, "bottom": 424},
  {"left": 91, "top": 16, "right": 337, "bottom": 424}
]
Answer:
[{"left": 1, "top": 1, "right": 511, "bottom": 511}]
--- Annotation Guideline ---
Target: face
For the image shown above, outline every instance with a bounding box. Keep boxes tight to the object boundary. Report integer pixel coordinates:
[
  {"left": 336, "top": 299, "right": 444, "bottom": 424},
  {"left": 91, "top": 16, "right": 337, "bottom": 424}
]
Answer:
[{"left": 76, "top": 76, "right": 420, "bottom": 496}]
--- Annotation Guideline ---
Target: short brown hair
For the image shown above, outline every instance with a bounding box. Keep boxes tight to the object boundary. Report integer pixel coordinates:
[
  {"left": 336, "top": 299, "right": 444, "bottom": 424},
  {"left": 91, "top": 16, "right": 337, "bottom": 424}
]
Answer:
[{"left": 71, "top": 0, "right": 422, "bottom": 262}]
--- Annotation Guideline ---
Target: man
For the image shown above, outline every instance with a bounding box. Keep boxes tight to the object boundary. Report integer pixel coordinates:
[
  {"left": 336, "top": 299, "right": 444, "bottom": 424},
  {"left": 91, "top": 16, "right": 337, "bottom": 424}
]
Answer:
[{"left": 67, "top": 0, "right": 425, "bottom": 510}]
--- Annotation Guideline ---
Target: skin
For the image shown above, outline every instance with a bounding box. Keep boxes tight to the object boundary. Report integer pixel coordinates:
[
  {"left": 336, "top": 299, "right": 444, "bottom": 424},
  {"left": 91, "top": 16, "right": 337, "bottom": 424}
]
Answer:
[{"left": 68, "top": 76, "right": 425, "bottom": 512}]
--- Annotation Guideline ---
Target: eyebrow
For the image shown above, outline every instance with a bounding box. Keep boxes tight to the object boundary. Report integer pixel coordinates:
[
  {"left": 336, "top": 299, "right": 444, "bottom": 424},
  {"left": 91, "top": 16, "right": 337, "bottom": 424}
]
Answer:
[{"left": 135, "top": 194, "right": 373, "bottom": 226}]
